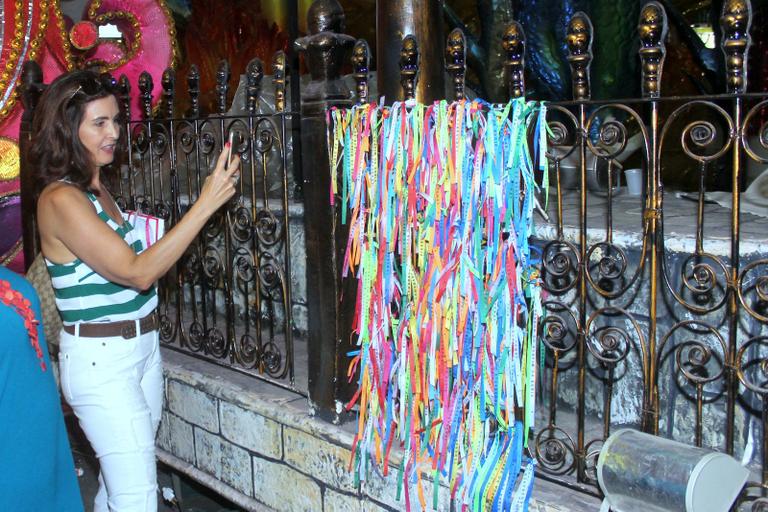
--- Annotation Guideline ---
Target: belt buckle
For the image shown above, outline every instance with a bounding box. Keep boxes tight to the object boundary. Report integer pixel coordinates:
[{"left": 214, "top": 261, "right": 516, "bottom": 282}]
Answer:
[{"left": 121, "top": 323, "right": 137, "bottom": 339}]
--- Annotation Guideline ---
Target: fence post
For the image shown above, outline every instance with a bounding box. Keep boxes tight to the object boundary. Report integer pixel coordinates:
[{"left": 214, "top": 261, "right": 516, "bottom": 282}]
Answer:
[
  {"left": 565, "top": 11, "right": 594, "bottom": 483},
  {"left": 295, "top": 0, "right": 356, "bottom": 423},
  {"left": 721, "top": 0, "right": 752, "bottom": 455},
  {"left": 638, "top": 0, "right": 668, "bottom": 437}
]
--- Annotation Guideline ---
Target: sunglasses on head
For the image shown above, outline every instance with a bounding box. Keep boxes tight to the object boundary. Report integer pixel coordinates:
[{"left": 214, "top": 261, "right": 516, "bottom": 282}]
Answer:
[{"left": 67, "top": 77, "right": 108, "bottom": 102}]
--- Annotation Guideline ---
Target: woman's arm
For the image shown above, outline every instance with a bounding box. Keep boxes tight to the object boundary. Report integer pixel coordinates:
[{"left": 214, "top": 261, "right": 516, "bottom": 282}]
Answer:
[{"left": 38, "top": 150, "right": 240, "bottom": 290}]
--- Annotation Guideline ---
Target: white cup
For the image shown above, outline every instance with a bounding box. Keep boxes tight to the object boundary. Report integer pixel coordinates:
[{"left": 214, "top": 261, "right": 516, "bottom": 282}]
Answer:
[{"left": 624, "top": 168, "right": 643, "bottom": 196}]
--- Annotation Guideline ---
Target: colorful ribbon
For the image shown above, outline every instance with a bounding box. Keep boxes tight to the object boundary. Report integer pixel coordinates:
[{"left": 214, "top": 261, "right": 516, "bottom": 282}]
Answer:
[{"left": 329, "top": 98, "right": 546, "bottom": 511}]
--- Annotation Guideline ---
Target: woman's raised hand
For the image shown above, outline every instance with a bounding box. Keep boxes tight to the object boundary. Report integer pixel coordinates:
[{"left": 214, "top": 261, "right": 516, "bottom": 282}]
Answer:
[{"left": 198, "top": 144, "right": 241, "bottom": 215}]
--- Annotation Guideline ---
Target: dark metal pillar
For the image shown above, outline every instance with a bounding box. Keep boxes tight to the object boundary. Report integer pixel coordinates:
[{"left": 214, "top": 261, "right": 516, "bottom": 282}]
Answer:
[
  {"left": 377, "top": 0, "right": 445, "bottom": 104},
  {"left": 19, "top": 61, "right": 45, "bottom": 270},
  {"left": 287, "top": 0, "right": 304, "bottom": 197},
  {"left": 295, "top": 0, "right": 356, "bottom": 423}
]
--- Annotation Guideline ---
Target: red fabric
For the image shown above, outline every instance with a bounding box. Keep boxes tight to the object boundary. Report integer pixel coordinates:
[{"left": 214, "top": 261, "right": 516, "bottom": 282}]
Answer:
[{"left": 0, "top": 279, "right": 46, "bottom": 371}]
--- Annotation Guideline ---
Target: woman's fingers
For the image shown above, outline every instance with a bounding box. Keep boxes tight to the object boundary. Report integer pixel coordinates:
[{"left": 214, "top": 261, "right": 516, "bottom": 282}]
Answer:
[
  {"left": 199, "top": 150, "right": 240, "bottom": 207},
  {"left": 227, "top": 154, "right": 241, "bottom": 182},
  {"left": 213, "top": 144, "right": 230, "bottom": 173},
  {"left": 212, "top": 146, "right": 241, "bottom": 178}
]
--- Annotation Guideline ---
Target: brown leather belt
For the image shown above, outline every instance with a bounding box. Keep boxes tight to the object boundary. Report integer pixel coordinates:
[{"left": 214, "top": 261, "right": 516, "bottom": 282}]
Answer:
[{"left": 63, "top": 311, "right": 158, "bottom": 339}]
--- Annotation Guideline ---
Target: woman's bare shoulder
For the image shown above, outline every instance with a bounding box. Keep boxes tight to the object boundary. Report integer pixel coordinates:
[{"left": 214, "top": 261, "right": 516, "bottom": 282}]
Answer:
[{"left": 39, "top": 181, "right": 88, "bottom": 208}]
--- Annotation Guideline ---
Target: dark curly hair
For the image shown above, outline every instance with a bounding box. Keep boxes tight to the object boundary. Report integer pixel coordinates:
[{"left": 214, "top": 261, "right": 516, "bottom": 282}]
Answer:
[{"left": 28, "top": 70, "right": 126, "bottom": 197}]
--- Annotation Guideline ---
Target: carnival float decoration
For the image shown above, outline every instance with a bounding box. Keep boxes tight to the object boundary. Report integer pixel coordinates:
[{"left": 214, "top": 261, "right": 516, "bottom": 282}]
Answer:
[
  {"left": 0, "top": 0, "right": 72, "bottom": 271},
  {"left": 0, "top": 0, "right": 177, "bottom": 271}
]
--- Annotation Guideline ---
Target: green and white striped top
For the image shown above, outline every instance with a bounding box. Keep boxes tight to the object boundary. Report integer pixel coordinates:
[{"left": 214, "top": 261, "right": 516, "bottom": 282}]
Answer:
[{"left": 45, "top": 191, "right": 157, "bottom": 325}]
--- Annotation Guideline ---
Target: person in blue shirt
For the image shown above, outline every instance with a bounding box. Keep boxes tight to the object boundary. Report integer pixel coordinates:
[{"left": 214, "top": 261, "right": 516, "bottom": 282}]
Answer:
[{"left": 0, "top": 265, "right": 84, "bottom": 511}]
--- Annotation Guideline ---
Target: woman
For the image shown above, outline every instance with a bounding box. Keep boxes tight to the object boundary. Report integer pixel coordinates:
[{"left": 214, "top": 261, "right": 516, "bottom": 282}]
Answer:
[{"left": 30, "top": 70, "right": 240, "bottom": 511}]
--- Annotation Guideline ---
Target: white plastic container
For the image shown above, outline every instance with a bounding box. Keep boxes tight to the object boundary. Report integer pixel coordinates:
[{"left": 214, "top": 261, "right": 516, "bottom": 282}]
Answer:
[
  {"left": 597, "top": 429, "right": 749, "bottom": 512},
  {"left": 624, "top": 168, "right": 643, "bottom": 196}
]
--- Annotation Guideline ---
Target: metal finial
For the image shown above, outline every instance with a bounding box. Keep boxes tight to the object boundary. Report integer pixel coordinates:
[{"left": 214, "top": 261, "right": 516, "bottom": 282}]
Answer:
[
  {"left": 161, "top": 68, "right": 175, "bottom": 119},
  {"left": 720, "top": 0, "right": 752, "bottom": 94},
  {"left": 445, "top": 29, "right": 466, "bottom": 101},
  {"left": 216, "top": 60, "right": 231, "bottom": 114},
  {"left": 502, "top": 21, "right": 526, "bottom": 99},
  {"left": 352, "top": 39, "right": 370, "bottom": 104},
  {"left": 272, "top": 52, "right": 286, "bottom": 113},
  {"left": 399, "top": 35, "right": 419, "bottom": 101},
  {"left": 245, "top": 58, "right": 264, "bottom": 115},
  {"left": 566, "top": 12, "right": 594, "bottom": 101},
  {"left": 187, "top": 64, "right": 200, "bottom": 117},
  {"left": 117, "top": 74, "right": 131, "bottom": 122},
  {"left": 638, "top": 2, "right": 668, "bottom": 99},
  {"left": 138, "top": 71, "right": 153, "bottom": 120},
  {"left": 20, "top": 60, "right": 44, "bottom": 116}
]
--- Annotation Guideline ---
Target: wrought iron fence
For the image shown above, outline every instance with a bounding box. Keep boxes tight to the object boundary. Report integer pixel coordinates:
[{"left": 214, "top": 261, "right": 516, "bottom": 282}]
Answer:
[
  {"left": 530, "top": 2, "right": 768, "bottom": 507},
  {"left": 344, "top": 0, "right": 767, "bottom": 506},
  {"left": 111, "top": 56, "right": 305, "bottom": 393}
]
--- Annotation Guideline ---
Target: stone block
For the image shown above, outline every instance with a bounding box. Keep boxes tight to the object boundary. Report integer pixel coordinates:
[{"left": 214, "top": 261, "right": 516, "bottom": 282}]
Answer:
[
  {"left": 362, "top": 467, "right": 450, "bottom": 512},
  {"left": 252, "top": 456, "right": 322, "bottom": 511},
  {"left": 291, "top": 304, "right": 308, "bottom": 336},
  {"left": 165, "top": 413, "right": 195, "bottom": 464},
  {"left": 284, "top": 427, "right": 357, "bottom": 493},
  {"left": 220, "top": 401, "right": 282, "bottom": 459},
  {"left": 289, "top": 219, "right": 307, "bottom": 305},
  {"left": 324, "top": 489, "right": 390, "bottom": 512},
  {"left": 195, "top": 427, "right": 253, "bottom": 497},
  {"left": 167, "top": 380, "right": 219, "bottom": 432},
  {"left": 157, "top": 411, "right": 171, "bottom": 452}
]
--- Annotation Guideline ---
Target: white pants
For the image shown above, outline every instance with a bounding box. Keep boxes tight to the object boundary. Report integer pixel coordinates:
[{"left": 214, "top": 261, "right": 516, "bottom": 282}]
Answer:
[{"left": 59, "top": 323, "right": 163, "bottom": 512}]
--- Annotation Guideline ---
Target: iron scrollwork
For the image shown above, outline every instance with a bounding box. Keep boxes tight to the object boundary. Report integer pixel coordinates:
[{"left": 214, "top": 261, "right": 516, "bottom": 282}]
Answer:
[{"left": 121, "top": 56, "right": 298, "bottom": 391}]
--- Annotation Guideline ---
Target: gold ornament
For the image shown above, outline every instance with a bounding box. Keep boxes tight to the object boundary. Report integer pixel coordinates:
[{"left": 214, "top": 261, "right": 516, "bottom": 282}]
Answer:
[{"left": 0, "top": 137, "right": 20, "bottom": 181}]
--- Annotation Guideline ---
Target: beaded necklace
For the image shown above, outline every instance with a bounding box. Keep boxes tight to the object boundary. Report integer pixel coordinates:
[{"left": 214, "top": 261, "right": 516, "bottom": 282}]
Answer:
[{"left": 0, "top": 279, "right": 47, "bottom": 372}]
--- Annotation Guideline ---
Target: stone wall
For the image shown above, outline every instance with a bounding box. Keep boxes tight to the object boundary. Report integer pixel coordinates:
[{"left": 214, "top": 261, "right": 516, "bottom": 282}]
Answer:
[
  {"left": 156, "top": 349, "right": 594, "bottom": 512},
  {"left": 157, "top": 349, "right": 453, "bottom": 511}
]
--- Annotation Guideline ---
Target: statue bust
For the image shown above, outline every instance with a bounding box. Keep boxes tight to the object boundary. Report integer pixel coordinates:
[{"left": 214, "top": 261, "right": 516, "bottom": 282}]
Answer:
[{"left": 294, "top": 0, "right": 355, "bottom": 103}]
